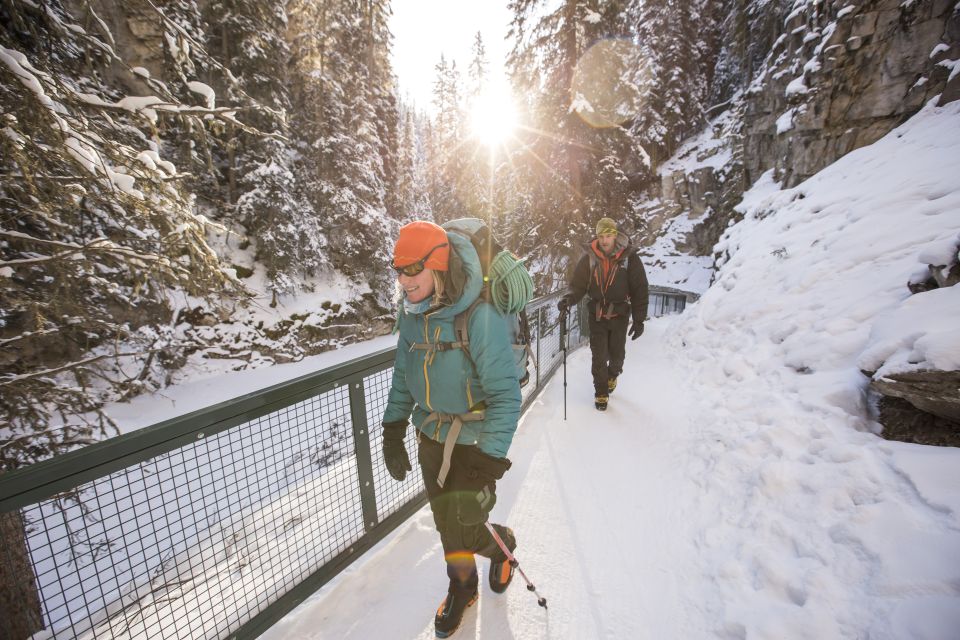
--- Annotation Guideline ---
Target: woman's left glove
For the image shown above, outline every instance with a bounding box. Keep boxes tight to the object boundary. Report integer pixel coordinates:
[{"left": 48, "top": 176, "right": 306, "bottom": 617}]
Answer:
[
  {"left": 382, "top": 421, "right": 412, "bottom": 481},
  {"left": 454, "top": 446, "right": 512, "bottom": 526}
]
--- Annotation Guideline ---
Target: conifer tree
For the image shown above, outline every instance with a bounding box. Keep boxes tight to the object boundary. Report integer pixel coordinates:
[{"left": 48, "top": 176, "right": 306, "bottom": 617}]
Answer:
[
  {"left": 629, "top": 0, "right": 706, "bottom": 163},
  {"left": 287, "top": 0, "right": 397, "bottom": 299},
  {"left": 207, "top": 0, "right": 322, "bottom": 301},
  {"left": 391, "top": 107, "right": 433, "bottom": 222},
  {"left": 428, "top": 55, "right": 466, "bottom": 222},
  {"left": 0, "top": 0, "right": 243, "bottom": 466},
  {"left": 506, "top": 0, "right": 613, "bottom": 275}
]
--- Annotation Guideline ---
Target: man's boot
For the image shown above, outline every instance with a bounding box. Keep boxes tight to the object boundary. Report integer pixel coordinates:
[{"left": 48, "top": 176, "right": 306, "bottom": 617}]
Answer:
[
  {"left": 595, "top": 394, "right": 608, "bottom": 411},
  {"left": 607, "top": 377, "right": 618, "bottom": 394},
  {"left": 488, "top": 526, "right": 516, "bottom": 594}
]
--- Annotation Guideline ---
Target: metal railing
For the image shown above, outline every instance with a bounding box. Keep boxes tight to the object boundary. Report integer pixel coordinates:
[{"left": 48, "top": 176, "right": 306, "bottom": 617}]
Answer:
[{"left": 0, "top": 287, "right": 688, "bottom": 640}]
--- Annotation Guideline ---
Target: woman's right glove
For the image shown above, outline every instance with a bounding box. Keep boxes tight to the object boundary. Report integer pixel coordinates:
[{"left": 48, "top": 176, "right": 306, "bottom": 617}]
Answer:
[{"left": 382, "top": 421, "right": 412, "bottom": 481}]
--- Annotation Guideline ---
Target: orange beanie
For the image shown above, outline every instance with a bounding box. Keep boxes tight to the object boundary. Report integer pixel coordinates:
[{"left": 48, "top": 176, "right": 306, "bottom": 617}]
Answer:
[{"left": 393, "top": 221, "right": 450, "bottom": 271}]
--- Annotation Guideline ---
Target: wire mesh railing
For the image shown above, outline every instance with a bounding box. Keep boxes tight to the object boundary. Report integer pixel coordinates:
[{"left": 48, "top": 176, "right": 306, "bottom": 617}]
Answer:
[{"left": 0, "top": 287, "right": 688, "bottom": 640}]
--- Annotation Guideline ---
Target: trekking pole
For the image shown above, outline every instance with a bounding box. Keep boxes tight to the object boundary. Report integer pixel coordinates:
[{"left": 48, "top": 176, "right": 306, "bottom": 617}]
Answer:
[
  {"left": 559, "top": 308, "right": 568, "bottom": 421},
  {"left": 484, "top": 522, "right": 548, "bottom": 609}
]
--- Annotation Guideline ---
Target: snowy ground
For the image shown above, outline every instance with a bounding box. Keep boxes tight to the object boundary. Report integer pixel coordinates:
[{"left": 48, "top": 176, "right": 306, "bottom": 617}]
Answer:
[{"left": 261, "top": 318, "right": 960, "bottom": 640}]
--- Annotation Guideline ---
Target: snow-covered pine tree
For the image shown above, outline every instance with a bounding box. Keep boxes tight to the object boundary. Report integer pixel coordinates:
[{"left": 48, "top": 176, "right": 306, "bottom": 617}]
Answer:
[
  {"left": 390, "top": 105, "right": 433, "bottom": 223},
  {"left": 506, "top": 0, "right": 619, "bottom": 282},
  {"left": 0, "top": 0, "right": 247, "bottom": 470},
  {"left": 205, "top": 0, "right": 324, "bottom": 302},
  {"left": 428, "top": 54, "right": 466, "bottom": 223},
  {"left": 366, "top": 0, "right": 400, "bottom": 228},
  {"left": 468, "top": 31, "right": 488, "bottom": 99},
  {"left": 288, "top": 0, "right": 397, "bottom": 301},
  {"left": 628, "top": 0, "right": 708, "bottom": 163},
  {"left": 460, "top": 32, "right": 496, "bottom": 219}
]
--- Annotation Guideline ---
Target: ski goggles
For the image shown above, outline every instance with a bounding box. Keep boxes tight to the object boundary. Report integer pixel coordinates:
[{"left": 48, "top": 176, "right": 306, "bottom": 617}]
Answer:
[{"left": 392, "top": 242, "right": 448, "bottom": 277}]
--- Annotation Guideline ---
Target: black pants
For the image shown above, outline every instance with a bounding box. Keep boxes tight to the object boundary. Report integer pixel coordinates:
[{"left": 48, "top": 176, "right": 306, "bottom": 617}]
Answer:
[
  {"left": 418, "top": 437, "right": 509, "bottom": 587},
  {"left": 589, "top": 315, "right": 629, "bottom": 396}
]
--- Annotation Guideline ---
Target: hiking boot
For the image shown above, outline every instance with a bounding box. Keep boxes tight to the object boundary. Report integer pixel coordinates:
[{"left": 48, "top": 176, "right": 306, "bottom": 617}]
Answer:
[
  {"left": 488, "top": 526, "right": 516, "bottom": 594},
  {"left": 435, "top": 583, "right": 478, "bottom": 638},
  {"left": 607, "top": 377, "right": 618, "bottom": 394},
  {"left": 595, "top": 395, "right": 608, "bottom": 411}
]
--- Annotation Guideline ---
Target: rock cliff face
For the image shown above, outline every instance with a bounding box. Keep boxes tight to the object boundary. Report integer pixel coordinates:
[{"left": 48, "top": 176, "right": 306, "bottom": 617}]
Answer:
[
  {"left": 654, "top": 0, "right": 959, "bottom": 254},
  {"left": 746, "top": 0, "right": 959, "bottom": 189}
]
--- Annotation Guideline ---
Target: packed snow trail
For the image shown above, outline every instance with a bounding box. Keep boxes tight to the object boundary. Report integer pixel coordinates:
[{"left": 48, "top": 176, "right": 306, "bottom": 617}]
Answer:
[
  {"left": 259, "top": 313, "right": 960, "bottom": 640},
  {"left": 261, "top": 317, "right": 709, "bottom": 639}
]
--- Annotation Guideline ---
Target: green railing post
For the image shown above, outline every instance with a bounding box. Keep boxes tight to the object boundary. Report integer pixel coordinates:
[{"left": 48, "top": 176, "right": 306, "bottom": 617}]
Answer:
[
  {"left": 535, "top": 306, "right": 543, "bottom": 390},
  {"left": 348, "top": 377, "right": 379, "bottom": 531}
]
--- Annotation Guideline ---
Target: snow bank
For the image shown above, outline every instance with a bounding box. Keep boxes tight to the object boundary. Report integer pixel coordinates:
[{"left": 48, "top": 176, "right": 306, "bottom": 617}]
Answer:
[
  {"left": 670, "top": 97, "right": 960, "bottom": 638},
  {"left": 859, "top": 284, "right": 960, "bottom": 377}
]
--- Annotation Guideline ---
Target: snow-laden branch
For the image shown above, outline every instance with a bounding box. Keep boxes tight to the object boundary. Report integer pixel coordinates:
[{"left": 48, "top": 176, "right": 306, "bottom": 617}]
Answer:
[
  {"left": 0, "top": 350, "right": 155, "bottom": 387},
  {"left": 142, "top": 0, "right": 287, "bottom": 124},
  {"left": 0, "top": 328, "right": 60, "bottom": 347},
  {"left": 0, "top": 230, "right": 185, "bottom": 271}
]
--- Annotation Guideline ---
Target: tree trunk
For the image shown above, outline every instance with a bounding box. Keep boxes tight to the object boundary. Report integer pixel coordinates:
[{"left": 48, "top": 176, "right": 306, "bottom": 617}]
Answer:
[{"left": 0, "top": 510, "right": 43, "bottom": 640}]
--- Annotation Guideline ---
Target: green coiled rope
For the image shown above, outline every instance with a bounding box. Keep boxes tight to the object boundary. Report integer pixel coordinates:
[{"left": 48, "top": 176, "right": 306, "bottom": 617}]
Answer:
[{"left": 488, "top": 250, "right": 534, "bottom": 315}]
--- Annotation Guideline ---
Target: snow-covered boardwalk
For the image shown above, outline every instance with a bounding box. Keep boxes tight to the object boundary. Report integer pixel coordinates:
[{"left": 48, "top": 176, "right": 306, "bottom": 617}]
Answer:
[
  {"left": 261, "top": 316, "right": 960, "bottom": 639},
  {"left": 263, "top": 319, "right": 701, "bottom": 639}
]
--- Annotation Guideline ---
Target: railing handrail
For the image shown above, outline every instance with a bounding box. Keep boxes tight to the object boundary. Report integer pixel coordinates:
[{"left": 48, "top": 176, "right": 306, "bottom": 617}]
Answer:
[
  {"left": 0, "top": 346, "right": 398, "bottom": 513},
  {"left": 0, "top": 287, "right": 694, "bottom": 513}
]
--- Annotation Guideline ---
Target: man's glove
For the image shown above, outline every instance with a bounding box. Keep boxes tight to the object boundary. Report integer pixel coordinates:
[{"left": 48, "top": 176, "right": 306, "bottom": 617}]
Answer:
[
  {"left": 629, "top": 320, "right": 644, "bottom": 341},
  {"left": 381, "top": 421, "right": 412, "bottom": 481},
  {"left": 557, "top": 297, "right": 570, "bottom": 314},
  {"left": 453, "top": 447, "right": 512, "bottom": 526}
]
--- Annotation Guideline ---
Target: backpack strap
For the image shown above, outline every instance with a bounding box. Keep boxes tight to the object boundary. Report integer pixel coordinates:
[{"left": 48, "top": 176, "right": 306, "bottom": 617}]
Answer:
[
  {"left": 453, "top": 297, "right": 486, "bottom": 364},
  {"left": 406, "top": 297, "right": 484, "bottom": 364},
  {"left": 422, "top": 410, "right": 486, "bottom": 488}
]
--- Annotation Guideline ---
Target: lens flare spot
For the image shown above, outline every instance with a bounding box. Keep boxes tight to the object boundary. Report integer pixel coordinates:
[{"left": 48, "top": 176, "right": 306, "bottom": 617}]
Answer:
[{"left": 570, "top": 39, "right": 649, "bottom": 128}]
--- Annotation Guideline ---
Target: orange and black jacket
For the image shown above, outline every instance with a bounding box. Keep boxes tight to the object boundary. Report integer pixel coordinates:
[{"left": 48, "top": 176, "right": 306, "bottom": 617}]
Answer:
[{"left": 565, "top": 232, "right": 649, "bottom": 322}]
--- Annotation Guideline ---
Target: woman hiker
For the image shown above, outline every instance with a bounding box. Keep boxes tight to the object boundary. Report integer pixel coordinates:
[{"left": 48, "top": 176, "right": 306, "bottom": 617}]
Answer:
[{"left": 380, "top": 220, "right": 521, "bottom": 638}]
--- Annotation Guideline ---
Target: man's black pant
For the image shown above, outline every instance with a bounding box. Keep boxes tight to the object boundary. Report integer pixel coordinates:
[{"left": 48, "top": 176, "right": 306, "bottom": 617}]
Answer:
[
  {"left": 418, "top": 436, "right": 509, "bottom": 587},
  {"left": 589, "top": 314, "right": 629, "bottom": 396}
]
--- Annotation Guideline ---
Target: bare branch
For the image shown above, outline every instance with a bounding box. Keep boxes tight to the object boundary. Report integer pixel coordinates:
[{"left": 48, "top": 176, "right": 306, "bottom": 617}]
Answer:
[
  {"left": 0, "top": 328, "right": 60, "bottom": 347},
  {"left": 0, "top": 350, "right": 156, "bottom": 387},
  {"left": 0, "top": 232, "right": 185, "bottom": 271}
]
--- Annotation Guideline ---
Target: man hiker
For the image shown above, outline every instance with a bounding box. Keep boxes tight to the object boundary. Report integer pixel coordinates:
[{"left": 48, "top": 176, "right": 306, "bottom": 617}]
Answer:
[
  {"left": 381, "top": 220, "right": 521, "bottom": 638},
  {"left": 557, "top": 217, "right": 649, "bottom": 411}
]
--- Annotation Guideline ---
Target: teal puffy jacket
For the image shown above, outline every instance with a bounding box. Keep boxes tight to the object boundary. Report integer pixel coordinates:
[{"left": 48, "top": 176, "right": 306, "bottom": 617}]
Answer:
[{"left": 382, "top": 232, "right": 521, "bottom": 458}]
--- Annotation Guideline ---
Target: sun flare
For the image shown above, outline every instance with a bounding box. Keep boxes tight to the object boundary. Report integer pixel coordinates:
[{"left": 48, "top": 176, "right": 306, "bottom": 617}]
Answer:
[{"left": 468, "top": 87, "right": 518, "bottom": 147}]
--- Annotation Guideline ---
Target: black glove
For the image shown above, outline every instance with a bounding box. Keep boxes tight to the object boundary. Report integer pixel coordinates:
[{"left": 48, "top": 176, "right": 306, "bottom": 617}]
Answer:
[
  {"left": 557, "top": 298, "right": 570, "bottom": 314},
  {"left": 453, "top": 447, "right": 512, "bottom": 526},
  {"left": 382, "top": 421, "right": 412, "bottom": 481},
  {"left": 629, "top": 320, "right": 644, "bottom": 340}
]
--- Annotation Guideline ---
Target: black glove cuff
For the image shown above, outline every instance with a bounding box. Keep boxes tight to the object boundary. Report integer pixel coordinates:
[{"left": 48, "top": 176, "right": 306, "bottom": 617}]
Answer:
[
  {"left": 382, "top": 421, "right": 408, "bottom": 441},
  {"left": 462, "top": 446, "right": 512, "bottom": 481}
]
